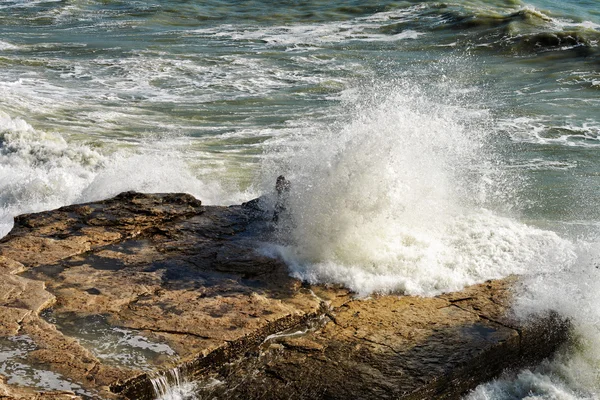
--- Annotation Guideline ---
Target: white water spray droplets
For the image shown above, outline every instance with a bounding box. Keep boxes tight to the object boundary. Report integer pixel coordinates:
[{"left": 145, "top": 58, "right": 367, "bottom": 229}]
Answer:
[{"left": 265, "top": 80, "right": 575, "bottom": 297}]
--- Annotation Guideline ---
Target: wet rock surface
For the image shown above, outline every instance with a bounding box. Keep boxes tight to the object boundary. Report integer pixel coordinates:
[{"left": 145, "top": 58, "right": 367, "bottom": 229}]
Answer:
[
  {"left": 0, "top": 374, "right": 80, "bottom": 399},
  {"left": 0, "top": 192, "right": 569, "bottom": 399},
  {"left": 201, "top": 279, "right": 568, "bottom": 400}
]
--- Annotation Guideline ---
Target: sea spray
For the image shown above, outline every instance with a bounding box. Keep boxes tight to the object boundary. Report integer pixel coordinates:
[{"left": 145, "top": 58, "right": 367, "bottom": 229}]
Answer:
[{"left": 260, "top": 79, "right": 576, "bottom": 296}]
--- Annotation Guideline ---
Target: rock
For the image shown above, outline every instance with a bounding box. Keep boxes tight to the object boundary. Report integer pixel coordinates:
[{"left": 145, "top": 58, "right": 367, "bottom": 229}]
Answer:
[
  {"left": 0, "top": 275, "right": 54, "bottom": 314},
  {"left": 0, "top": 193, "right": 324, "bottom": 399},
  {"left": 0, "top": 307, "right": 30, "bottom": 337},
  {"left": 191, "top": 279, "right": 568, "bottom": 400},
  {"left": 0, "top": 256, "right": 26, "bottom": 275},
  {"left": 0, "top": 192, "right": 570, "bottom": 399}
]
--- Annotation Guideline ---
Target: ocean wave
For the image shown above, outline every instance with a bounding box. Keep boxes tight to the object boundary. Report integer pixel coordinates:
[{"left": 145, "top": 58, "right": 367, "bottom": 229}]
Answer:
[
  {"left": 0, "top": 111, "right": 238, "bottom": 238},
  {"left": 424, "top": 4, "right": 599, "bottom": 55},
  {"left": 504, "top": 30, "right": 598, "bottom": 56},
  {"left": 190, "top": 21, "right": 423, "bottom": 48}
]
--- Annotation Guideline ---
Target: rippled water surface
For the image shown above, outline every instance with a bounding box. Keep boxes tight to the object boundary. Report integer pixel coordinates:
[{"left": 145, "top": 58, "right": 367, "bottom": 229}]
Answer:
[{"left": 1, "top": 1, "right": 600, "bottom": 399}]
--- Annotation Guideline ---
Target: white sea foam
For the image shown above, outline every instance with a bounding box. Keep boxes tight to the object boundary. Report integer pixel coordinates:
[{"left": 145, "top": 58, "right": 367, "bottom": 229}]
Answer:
[
  {"left": 255, "top": 71, "right": 600, "bottom": 400},
  {"left": 0, "top": 111, "right": 236, "bottom": 237},
  {"left": 190, "top": 15, "right": 423, "bottom": 48},
  {"left": 359, "top": 4, "right": 430, "bottom": 22},
  {"left": 499, "top": 116, "right": 600, "bottom": 147},
  {"left": 0, "top": 0, "right": 61, "bottom": 10},
  {"left": 0, "top": 111, "right": 101, "bottom": 235},
  {"left": 0, "top": 40, "right": 17, "bottom": 50},
  {"left": 551, "top": 16, "right": 600, "bottom": 32}
]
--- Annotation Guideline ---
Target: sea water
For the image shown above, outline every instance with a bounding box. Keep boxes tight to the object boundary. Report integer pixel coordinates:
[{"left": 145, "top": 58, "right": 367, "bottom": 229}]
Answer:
[{"left": 1, "top": 0, "right": 600, "bottom": 398}]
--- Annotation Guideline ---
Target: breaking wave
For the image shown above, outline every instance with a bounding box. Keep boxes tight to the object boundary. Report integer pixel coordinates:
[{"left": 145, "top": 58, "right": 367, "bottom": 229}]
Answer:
[
  {"left": 261, "top": 78, "right": 577, "bottom": 297},
  {"left": 0, "top": 111, "right": 234, "bottom": 237}
]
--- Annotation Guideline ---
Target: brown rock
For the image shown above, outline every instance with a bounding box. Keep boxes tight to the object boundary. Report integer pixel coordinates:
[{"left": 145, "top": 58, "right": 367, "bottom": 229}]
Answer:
[
  {"left": 0, "top": 307, "right": 30, "bottom": 336},
  {"left": 280, "top": 337, "right": 325, "bottom": 353},
  {"left": 0, "top": 275, "right": 55, "bottom": 313},
  {"left": 0, "top": 192, "right": 570, "bottom": 400},
  {"left": 191, "top": 280, "right": 568, "bottom": 400},
  {"left": 0, "top": 193, "right": 325, "bottom": 398},
  {"left": 0, "top": 256, "right": 26, "bottom": 275}
]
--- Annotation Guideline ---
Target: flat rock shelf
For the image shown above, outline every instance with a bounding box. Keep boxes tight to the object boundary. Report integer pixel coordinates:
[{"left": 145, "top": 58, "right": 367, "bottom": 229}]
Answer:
[{"left": 0, "top": 192, "right": 569, "bottom": 400}]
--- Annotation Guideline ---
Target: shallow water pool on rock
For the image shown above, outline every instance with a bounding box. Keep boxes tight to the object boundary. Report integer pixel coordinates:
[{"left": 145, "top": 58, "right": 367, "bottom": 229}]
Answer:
[
  {"left": 41, "top": 309, "right": 179, "bottom": 372},
  {"left": 0, "top": 334, "right": 95, "bottom": 397}
]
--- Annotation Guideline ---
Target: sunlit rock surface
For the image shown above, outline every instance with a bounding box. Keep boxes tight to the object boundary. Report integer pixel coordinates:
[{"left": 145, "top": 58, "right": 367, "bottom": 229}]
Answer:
[{"left": 0, "top": 192, "right": 569, "bottom": 399}]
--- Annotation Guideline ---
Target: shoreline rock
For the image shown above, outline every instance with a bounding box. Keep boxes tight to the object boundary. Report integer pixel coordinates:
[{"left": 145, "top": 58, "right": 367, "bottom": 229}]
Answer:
[{"left": 0, "top": 192, "right": 569, "bottom": 399}]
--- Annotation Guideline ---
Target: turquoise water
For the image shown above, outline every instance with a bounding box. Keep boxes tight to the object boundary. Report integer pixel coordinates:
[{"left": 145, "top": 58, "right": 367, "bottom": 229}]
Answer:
[{"left": 1, "top": 1, "right": 600, "bottom": 398}]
